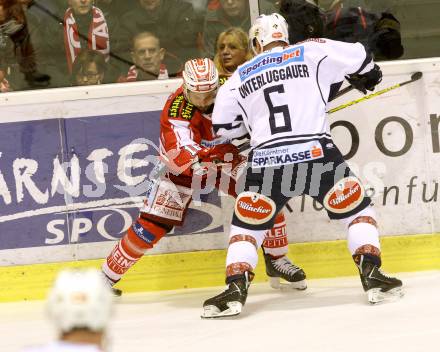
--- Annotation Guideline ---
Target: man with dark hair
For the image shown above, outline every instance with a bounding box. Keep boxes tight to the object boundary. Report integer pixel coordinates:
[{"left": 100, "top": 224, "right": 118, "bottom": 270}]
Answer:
[
  {"left": 71, "top": 49, "right": 106, "bottom": 85},
  {"left": 116, "top": 0, "right": 199, "bottom": 68},
  {"left": 117, "top": 32, "right": 182, "bottom": 82}
]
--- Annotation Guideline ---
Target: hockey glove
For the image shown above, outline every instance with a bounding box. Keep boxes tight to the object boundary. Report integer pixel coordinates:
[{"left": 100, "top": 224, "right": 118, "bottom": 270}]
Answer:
[
  {"left": 197, "top": 144, "right": 240, "bottom": 164},
  {"left": 346, "top": 64, "right": 382, "bottom": 94}
]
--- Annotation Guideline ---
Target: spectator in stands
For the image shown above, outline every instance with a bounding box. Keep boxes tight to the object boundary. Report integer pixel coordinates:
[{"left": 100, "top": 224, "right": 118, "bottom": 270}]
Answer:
[
  {"left": 0, "top": 69, "right": 11, "bottom": 92},
  {"left": 202, "top": 0, "right": 277, "bottom": 58},
  {"left": 22, "top": 269, "right": 114, "bottom": 352},
  {"left": 213, "top": 27, "right": 251, "bottom": 78},
  {"left": 71, "top": 49, "right": 106, "bottom": 86},
  {"left": 0, "top": 0, "right": 50, "bottom": 88},
  {"left": 279, "top": 0, "right": 325, "bottom": 44},
  {"left": 20, "top": 0, "right": 69, "bottom": 88},
  {"left": 116, "top": 0, "right": 199, "bottom": 69},
  {"left": 118, "top": 32, "right": 182, "bottom": 82},
  {"left": 63, "top": 0, "right": 110, "bottom": 73},
  {"left": 324, "top": 0, "right": 404, "bottom": 60}
]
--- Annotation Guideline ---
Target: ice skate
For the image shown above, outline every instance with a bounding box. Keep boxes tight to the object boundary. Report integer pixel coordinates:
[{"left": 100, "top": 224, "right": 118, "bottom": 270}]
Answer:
[
  {"left": 264, "top": 252, "right": 307, "bottom": 290},
  {"left": 201, "top": 272, "right": 253, "bottom": 319},
  {"left": 102, "top": 272, "right": 122, "bottom": 297},
  {"left": 355, "top": 254, "right": 403, "bottom": 304}
]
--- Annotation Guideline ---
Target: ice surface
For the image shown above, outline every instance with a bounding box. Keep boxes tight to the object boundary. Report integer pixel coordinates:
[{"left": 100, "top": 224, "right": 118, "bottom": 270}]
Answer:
[{"left": 2, "top": 271, "right": 439, "bottom": 352}]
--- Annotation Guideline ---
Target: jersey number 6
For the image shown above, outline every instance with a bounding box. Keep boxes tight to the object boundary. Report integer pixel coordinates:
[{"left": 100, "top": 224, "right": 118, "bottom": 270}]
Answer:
[{"left": 264, "top": 84, "right": 292, "bottom": 135}]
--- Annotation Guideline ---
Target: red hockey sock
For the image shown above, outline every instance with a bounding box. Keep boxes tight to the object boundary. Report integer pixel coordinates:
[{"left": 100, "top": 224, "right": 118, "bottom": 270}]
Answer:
[
  {"left": 102, "top": 217, "right": 167, "bottom": 282},
  {"left": 262, "top": 211, "right": 289, "bottom": 257}
]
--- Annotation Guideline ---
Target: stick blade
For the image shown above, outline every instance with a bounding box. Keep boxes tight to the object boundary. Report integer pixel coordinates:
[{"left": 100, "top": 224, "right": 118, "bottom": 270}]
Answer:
[{"left": 411, "top": 71, "right": 423, "bottom": 81}]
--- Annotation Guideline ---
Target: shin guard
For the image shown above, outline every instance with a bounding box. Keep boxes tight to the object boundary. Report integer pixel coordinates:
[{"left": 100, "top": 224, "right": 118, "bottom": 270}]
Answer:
[{"left": 102, "top": 217, "right": 168, "bottom": 282}]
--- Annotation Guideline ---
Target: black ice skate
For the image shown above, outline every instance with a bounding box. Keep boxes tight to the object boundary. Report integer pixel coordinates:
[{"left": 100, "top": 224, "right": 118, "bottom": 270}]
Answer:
[
  {"left": 264, "top": 252, "right": 307, "bottom": 290},
  {"left": 354, "top": 254, "right": 403, "bottom": 304},
  {"left": 201, "top": 272, "right": 253, "bottom": 319}
]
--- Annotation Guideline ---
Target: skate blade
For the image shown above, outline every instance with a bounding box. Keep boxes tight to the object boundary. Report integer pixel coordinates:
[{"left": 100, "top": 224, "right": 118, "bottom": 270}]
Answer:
[
  {"left": 201, "top": 302, "right": 243, "bottom": 319},
  {"left": 367, "top": 286, "right": 404, "bottom": 304},
  {"left": 269, "top": 277, "right": 307, "bottom": 291},
  {"left": 111, "top": 287, "right": 122, "bottom": 297}
]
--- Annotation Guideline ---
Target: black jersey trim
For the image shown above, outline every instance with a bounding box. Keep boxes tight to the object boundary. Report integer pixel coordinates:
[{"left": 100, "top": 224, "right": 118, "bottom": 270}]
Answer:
[
  {"left": 253, "top": 137, "right": 333, "bottom": 151},
  {"left": 254, "top": 132, "right": 332, "bottom": 149},
  {"left": 328, "top": 81, "right": 343, "bottom": 102},
  {"left": 354, "top": 46, "right": 373, "bottom": 75},
  {"left": 213, "top": 115, "right": 244, "bottom": 132},
  {"left": 237, "top": 100, "right": 251, "bottom": 132},
  {"left": 316, "top": 55, "right": 328, "bottom": 105}
]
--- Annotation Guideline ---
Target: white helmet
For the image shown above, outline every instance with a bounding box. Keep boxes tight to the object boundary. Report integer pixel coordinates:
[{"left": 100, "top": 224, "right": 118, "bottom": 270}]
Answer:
[
  {"left": 46, "top": 269, "right": 113, "bottom": 333},
  {"left": 249, "top": 13, "right": 289, "bottom": 55},
  {"left": 182, "top": 58, "right": 219, "bottom": 93}
]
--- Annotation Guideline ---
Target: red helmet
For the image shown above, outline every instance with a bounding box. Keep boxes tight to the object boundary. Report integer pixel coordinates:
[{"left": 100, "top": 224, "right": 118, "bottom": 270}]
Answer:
[{"left": 182, "top": 58, "right": 219, "bottom": 93}]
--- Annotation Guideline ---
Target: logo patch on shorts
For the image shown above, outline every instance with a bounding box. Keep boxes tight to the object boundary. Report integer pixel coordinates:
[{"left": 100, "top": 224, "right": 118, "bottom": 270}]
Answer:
[
  {"left": 234, "top": 192, "right": 276, "bottom": 225},
  {"left": 323, "top": 176, "right": 365, "bottom": 214}
]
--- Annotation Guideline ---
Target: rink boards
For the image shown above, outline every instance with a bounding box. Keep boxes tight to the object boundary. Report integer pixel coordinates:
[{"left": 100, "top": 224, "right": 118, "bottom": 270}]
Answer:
[{"left": 1, "top": 59, "right": 440, "bottom": 301}]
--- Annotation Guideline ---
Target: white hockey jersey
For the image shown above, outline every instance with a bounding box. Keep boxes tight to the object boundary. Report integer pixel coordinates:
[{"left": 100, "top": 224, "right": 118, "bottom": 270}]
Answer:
[
  {"left": 212, "top": 38, "right": 375, "bottom": 168},
  {"left": 22, "top": 341, "right": 103, "bottom": 352}
]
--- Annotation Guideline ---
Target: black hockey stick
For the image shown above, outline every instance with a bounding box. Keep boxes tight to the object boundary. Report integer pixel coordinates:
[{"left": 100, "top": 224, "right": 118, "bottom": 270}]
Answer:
[
  {"left": 330, "top": 84, "right": 356, "bottom": 101},
  {"left": 328, "top": 71, "right": 423, "bottom": 114}
]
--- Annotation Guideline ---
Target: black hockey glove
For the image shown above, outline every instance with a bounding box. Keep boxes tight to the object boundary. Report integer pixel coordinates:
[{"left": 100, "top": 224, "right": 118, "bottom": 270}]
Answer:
[{"left": 346, "top": 64, "right": 382, "bottom": 94}]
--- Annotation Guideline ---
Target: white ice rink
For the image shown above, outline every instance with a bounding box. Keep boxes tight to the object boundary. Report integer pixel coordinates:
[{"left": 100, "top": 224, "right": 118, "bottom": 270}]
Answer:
[{"left": 2, "top": 271, "right": 439, "bottom": 352}]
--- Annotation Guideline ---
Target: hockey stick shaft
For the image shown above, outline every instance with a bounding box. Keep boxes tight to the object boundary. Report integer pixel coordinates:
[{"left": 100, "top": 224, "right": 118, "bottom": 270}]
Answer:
[{"left": 327, "top": 71, "right": 423, "bottom": 114}]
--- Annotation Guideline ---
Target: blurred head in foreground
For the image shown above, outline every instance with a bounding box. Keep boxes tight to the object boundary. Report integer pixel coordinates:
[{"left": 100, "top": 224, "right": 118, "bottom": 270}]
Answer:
[{"left": 45, "top": 269, "right": 113, "bottom": 351}]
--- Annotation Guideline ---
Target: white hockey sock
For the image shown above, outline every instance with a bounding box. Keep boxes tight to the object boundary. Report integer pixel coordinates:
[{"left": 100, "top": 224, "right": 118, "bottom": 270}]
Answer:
[
  {"left": 226, "top": 241, "right": 259, "bottom": 269},
  {"left": 347, "top": 222, "right": 380, "bottom": 255}
]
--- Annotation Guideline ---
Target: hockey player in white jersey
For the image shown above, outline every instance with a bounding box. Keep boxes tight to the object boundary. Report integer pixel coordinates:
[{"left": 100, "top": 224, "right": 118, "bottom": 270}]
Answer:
[
  {"left": 22, "top": 269, "right": 113, "bottom": 352},
  {"left": 201, "top": 13, "right": 403, "bottom": 318}
]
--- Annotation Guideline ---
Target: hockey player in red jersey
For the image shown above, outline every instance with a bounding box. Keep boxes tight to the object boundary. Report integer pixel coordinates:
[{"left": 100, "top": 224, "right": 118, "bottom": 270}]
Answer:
[{"left": 102, "top": 58, "right": 306, "bottom": 295}]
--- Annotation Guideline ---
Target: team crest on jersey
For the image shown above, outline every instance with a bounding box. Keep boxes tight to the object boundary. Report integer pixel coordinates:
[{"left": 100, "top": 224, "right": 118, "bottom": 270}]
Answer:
[
  {"left": 234, "top": 192, "right": 276, "bottom": 225},
  {"left": 239, "top": 46, "right": 304, "bottom": 81},
  {"left": 323, "top": 176, "right": 365, "bottom": 214},
  {"left": 219, "top": 76, "right": 228, "bottom": 86},
  {"left": 167, "top": 94, "right": 195, "bottom": 120}
]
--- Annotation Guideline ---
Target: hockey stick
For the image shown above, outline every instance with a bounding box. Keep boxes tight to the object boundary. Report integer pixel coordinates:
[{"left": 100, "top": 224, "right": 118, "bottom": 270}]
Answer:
[
  {"left": 327, "top": 71, "right": 423, "bottom": 114},
  {"left": 329, "top": 84, "right": 355, "bottom": 101}
]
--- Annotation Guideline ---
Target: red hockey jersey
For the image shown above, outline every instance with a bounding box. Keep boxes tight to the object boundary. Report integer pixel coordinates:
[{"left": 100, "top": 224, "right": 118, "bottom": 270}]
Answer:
[{"left": 159, "top": 86, "right": 226, "bottom": 176}]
